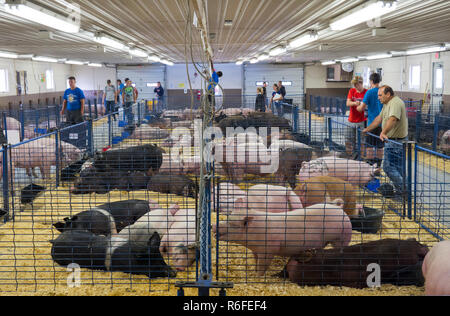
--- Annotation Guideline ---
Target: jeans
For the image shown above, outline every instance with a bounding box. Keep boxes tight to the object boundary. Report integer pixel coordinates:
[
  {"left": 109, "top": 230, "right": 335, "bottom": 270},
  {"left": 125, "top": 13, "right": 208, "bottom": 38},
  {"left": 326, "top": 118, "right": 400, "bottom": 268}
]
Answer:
[
  {"left": 383, "top": 140, "right": 405, "bottom": 192},
  {"left": 274, "top": 102, "right": 283, "bottom": 117},
  {"left": 124, "top": 102, "right": 134, "bottom": 125},
  {"left": 157, "top": 96, "right": 165, "bottom": 111},
  {"left": 66, "top": 110, "right": 83, "bottom": 125}
]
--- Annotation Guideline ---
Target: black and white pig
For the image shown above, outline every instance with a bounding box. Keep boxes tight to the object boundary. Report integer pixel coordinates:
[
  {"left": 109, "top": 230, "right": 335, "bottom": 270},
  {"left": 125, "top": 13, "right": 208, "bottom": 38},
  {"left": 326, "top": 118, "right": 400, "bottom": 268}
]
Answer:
[
  {"left": 50, "top": 230, "right": 176, "bottom": 278},
  {"left": 53, "top": 199, "right": 158, "bottom": 235}
]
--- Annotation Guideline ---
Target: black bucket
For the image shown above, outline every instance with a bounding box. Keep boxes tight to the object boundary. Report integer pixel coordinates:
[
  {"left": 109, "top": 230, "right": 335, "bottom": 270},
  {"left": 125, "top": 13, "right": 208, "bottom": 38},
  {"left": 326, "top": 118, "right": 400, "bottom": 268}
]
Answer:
[{"left": 351, "top": 207, "right": 385, "bottom": 234}]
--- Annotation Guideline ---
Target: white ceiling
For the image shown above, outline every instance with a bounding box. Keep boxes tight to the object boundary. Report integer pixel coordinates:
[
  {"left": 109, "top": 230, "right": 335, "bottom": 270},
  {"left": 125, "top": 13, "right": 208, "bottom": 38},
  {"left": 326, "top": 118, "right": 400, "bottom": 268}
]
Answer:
[{"left": 0, "top": 0, "right": 449, "bottom": 65}]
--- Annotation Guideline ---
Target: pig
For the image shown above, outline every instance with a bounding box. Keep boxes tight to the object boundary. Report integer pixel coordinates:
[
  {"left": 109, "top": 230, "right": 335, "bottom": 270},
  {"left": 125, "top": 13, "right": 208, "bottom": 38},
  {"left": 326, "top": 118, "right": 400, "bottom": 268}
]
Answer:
[
  {"left": 214, "top": 201, "right": 352, "bottom": 276},
  {"left": 272, "top": 140, "right": 311, "bottom": 151},
  {"left": 53, "top": 199, "right": 156, "bottom": 235},
  {"left": 3, "top": 117, "right": 21, "bottom": 130},
  {"left": 20, "top": 183, "right": 46, "bottom": 205},
  {"left": 282, "top": 238, "right": 428, "bottom": 288},
  {"left": 217, "top": 112, "right": 291, "bottom": 135},
  {"left": 171, "top": 121, "right": 194, "bottom": 129},
  {"left": 276, "top": 148, "right": 313, "bottom": 189},
  {"left": 298, "top": 157, "right": 381, "bottom": 186},
  {"left": 60, "top": 157, "right": 89, "bottom": 182},
  {"left": 423, "top": 240, "right": 450, "bottom": 296},
  {"left": 51, "top": 230, "right": 176, "bottom": 278},
  {"left": 159, "top": 153, "right": 184, "bottom": 174},
  {"left": 295, "top": 176, "right": 360, "bottom": 217},
  {"left": 147, "top": 173, "right": 197, "bottom": 198},
  {"left": 211, "top": 183, "right": 246, "bottom": 214},
  {"left": 241, "top": 184, "right": 303, "bottom": 213},
  {"left": 439, "top": 130, "right": 450, "bottom": 155},
  {"left": 160, "top": 208, "right": 197, "bottom": 271},
  {"left": 93, "top": 144, "right": 164, "bottom": 174},
  {"left": 110, "top": 204, "right": 179, "bottom": 253},
  {"left": 129, "top": 126, "right": 170, "bottom": 140}
]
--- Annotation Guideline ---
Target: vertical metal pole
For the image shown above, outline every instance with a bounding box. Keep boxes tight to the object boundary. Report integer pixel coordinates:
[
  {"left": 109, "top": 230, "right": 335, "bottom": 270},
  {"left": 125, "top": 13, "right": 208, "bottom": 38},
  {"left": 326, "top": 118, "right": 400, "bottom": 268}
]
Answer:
[
  {"left": 47, "top": 106, "right": 51, "bottom": 132},
  {"left": 402, "top": 141, "right": 407, "bottom": 218},
  {"left": 88, "top": 100, "right": 92, "bottom": 119},
  {"left": 94, "top": 99, "right": 98, "bottom": 119},
  {"left": 327, "top": 117, "right": 333, "bottom": 151},
  {"left": 55, "top": 131, "right": 60, "bottom": 188},
  {"left": 2, "top": 145, "right": 10, "bottom": 223},
  {"left": 55, "top": 105, "right": 60, "bottom": 127},
  {"left": 433, "top": 113, "right": 439, "bottom": 152},
  {"left": 407, "top": 141, "right": 413, "bottom": 220},
  {"left": 20, "top": 109, "right": 25, "bottom": 141},
  {"left": 108, "top": 114, "right": 112, "bottom": 147},
  {"left": 35, "top": 109, "right": 39, "bottom": 134},
  {"left": 357, "top": 128, "right": 362, "bottom": 160},
  {"left": 414, "top": 144, "right": 418, "bottom": 221},
  {"left": 137, "top": 100, "right": 141, "bottom": 125},
  {"left": 293, "top": 105, "right": 298, "bottom": 133},
  {"left": 415, "top": 109, "right": 421, "bottom": 143},
  {"left": 87, "top": 119, "right": 94, "bottom": 156},
  {"left": 2, "top": 113, "right": 8, "bottom": 143},
  {"left": 308, "top": 111, "right": 312, "bottom": 142}
]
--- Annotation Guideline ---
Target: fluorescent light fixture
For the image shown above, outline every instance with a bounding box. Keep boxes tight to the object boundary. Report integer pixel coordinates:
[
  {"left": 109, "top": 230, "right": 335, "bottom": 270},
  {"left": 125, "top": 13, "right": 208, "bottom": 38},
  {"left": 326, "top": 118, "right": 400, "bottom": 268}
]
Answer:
[
  {"left": 250, "top": 58, "right": 258, "bottom": 64},
  {"left": 288, "top": 32, "right": 319, "bottom": 49},
  {"left": 0, "top": 51, "right": 18, "bottom": 59},
  {"left": 269, "top": 46, "right": 287, "bottom": 56},
  {"left": 339, "top": 57, "right": 359, "bottom": 63},
  {"left": 94, "top": 34, "right": 126, "bottom": 51},
  {"left": 129, "top": 48, "right": 148, "bottom": 58},
  {"left": 406, "top": 46, "right": 446, "bottom": 56},
  {"left": 32, "top": 56, "right": 58, "bottom": 63},
  {"left": 4, "top": 0, "right": 80, "bottom": 33},
  {"left": 236, "top": 60, "right": 244, "bottom": 65},
  {"left": 321, "top": 61, "right": 336, "bottom": 65},
  {"left": 330, "top": 0, "right": 397, "bottom": 31},
  {"left": 66, "top": 60, "right": 84, "bottom": 65},
  {"left": 445, "top": 43, "right": 450, "bottom": 49},
  {"left": 148, "top": 55, "right": 161, "bottom": 62},
  {"left": 365, "top": 53, "right": 393, "bottom": 60},
  {"left": 161, "top": 59, "right": 174, "bottom": 66},
  {"left": 390, "top": 51, "right": 405, "bottom": 56},
  {"left": 257, "top": 54, "right": 269, "bottom": 61},
  {"left": 88, "top": 63, "right": 102, "bottom": 67}
]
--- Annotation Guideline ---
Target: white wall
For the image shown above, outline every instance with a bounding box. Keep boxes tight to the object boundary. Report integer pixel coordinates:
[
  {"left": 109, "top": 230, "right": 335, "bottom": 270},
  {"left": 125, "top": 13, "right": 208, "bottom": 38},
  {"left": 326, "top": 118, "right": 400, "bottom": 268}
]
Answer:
[
  {"left": 354, "top": 51, "right": 450, "bottom": 94},
  {"left": 304, "top": 64, "right": 351, "bottom": 90},
  {"left": 0, "top": 57, "right": 116, "bottom": 97},
  {"left": 166, "top": 63, "right": 242, "bottom": 90},
  {"left": 72, "top": 65, "right": 117, "bottom": 92}
]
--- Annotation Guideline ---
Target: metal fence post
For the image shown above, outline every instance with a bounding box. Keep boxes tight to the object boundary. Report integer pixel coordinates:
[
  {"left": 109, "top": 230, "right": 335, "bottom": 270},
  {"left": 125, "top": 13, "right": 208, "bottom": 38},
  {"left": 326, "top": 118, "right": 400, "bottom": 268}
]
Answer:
[
  {"left": 2, "top": 145, "right": 10, "bottom": 223},
  {"left": 108, "top": 113, "right": 112, "bottom": 147},
  {"left": 327, "top": 117, "right": 333, "bottom": 151},
  {"left": 2, "top": 113, "right": 8, "bottom": 143},
  {"left": 35, "top": 109, "right": 39, "bottom": 134},
  {"left": 20, "top": 109, "right": 25, "bottom": 141},
  {"left": 87, "top": 119, "right": 94, "bottom": 156},
  {"left": 356, "top": 127, "right": 362, "bottom": 160},
  {"left": 415, "top": 109, "right": 421, "bottom": 143},
  {"left": 137, "top": 100, "right": 141, "bottom": 125},
  {"left": 88, "top": 100, "right": 92, "bottom": 119},
  {"left": 94, "top": 99, "right": 98, "bottom": 119},
  {"left": 433, "top": 113, "right": 439, "bottom": 152},
  {"left": 308, "top": 111, "right": 312, "bottom": 142},
  {"left": 402, "top": 141, "right": 407, "bottom": 218},
  {"left": 292, "top": 105, "right": 298, "bottom": 133},
  {"left": 414, "top": 144, "right": 418, "bottom": 221},
  {"left": 406, "top": 141, "right": 414, "bottom": 220},
  {"left": 55, "top": 130, "right": 60, "bottom": 188}
]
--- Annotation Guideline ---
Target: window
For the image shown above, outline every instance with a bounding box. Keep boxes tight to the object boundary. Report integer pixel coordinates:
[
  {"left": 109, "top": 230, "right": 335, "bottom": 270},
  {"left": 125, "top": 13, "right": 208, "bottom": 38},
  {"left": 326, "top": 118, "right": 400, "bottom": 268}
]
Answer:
[
  {"left": 256, "top": 81, "right": 292, "bottom": 86},
  {"left": 0, "top": 69, "right": 8, "bottom": 93},
  {"left": 363, "top": 67, "right": 371, "bottom": 88},
  {"left": 409, "top": 65, "right": 421, "bottom": 90},
  {"left": 435, "top": 68, "right": 443, "bottom": 90},
  {"left": 46, "top": 70, "right": 54, "bottom": 90}
]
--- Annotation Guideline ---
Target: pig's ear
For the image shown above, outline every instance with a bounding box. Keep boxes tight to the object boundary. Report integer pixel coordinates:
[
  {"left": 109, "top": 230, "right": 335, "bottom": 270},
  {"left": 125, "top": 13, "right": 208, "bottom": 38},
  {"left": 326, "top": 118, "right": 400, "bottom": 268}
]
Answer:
[
  {"left": 148, "top": 232, "right": 161, "bottom": 249},
  {"left": 169, "top": 204, "right": 180, "bottom": 216},
  {"left": 242, "top": 216, "right": 254, "bottom": 229}
]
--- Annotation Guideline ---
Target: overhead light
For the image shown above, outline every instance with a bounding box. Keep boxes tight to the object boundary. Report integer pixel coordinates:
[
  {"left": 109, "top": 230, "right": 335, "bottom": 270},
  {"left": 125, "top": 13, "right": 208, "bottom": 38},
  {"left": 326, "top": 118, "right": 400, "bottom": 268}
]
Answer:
[
  {"left": 4, "top": 0, "right": 80, "bottom": 33},
  {"left": 18, "top": 54, "right": 33, "bottom": 59},
  {"left": 88, "top": 63, "right": 102, "bottom": 67},
  {"left": 257, "top": 54, "right": 269, "bottom": 61},
  {"left": 94, "top": 33, "right": 126, "bottom": 51},
  {"left": 148, "top": 55, "right": 160, "bottom": 62},
  {"left": 406, "top": 46, "right": 446, "bottom": 56},
  {"left": 445, "top": 43, "right": 450, "bottom": 49},
  {"left": 66, "top": 60, "right": 84, "bottom": 65},
  {"left": 269, "top": 46, "right": 287, "bottom": 56},
  {"left": 339, "top": 57, "right": 359, "bottom": 63},
  {"left": 0, "top": 51, "right": 18, "bottom": 59},
  {"left": 390, "top": 51, "right": 405, "bottom": 56},
  {"left": 329, "top": 0, "right": 397, "bottom": 31},
  {"left": 365, "top": 53, "right": 393, "bottom": 60},
  {"left": 288, "top": 32, "right": 318, "bottom": 49},
  {"left": 236, "top": 60, "right": 244, "bottom": 65},
  {"left": 321, "top": 61, "right": 336, "bottom": 65},
  {"left": 224, "top": 20, "right": 233, "bottom": 26},
  {"left": 250, "top": 58, "right": 258, "bottom": 64},
  {"left": 161, "top": 59, "right": 174, "bottom": 66},
  {"left": 129, "top": 48, "right": 148, "bottom": 58},
  {"left": 32, "top": 56, "right": 58, "bottom": 63}
]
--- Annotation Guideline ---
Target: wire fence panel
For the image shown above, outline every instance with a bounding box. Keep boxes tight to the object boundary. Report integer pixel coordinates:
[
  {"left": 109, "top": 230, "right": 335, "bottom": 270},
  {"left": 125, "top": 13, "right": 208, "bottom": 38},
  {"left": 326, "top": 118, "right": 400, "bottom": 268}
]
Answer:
[{"left": 0, "top": 96, "right": 448, "bottom": 295}]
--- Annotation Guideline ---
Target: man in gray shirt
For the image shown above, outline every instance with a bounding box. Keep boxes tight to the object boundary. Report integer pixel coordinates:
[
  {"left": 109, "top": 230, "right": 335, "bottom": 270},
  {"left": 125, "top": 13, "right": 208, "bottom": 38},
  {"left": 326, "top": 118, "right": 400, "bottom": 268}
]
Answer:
[{"left": 102, "top": 80, "right": 117, "bottom": 120}]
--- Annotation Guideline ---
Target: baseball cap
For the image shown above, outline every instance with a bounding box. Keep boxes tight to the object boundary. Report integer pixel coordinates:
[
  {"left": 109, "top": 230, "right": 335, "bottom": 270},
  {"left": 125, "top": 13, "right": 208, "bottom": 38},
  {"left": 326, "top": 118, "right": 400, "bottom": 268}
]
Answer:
[{"left": 351, "top": 76, "right": 363, "bottom": 85}]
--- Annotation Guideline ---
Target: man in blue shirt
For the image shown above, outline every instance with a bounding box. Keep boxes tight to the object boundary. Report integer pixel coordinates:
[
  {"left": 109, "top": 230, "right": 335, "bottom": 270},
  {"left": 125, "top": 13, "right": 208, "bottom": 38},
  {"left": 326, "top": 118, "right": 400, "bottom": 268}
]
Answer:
[
  {"left": 61, "top": 76, "right": 85, "bottom": 125},
  {"left": 358, "top": 72, "right": 384, "bottom": 162},
  {"left": 207, "top": 63, "right": 223, "bottom": 109},
  {"left": 154, "top": 82, "right": 165, "bottom": 110},
  {"left": 116, "top": 79, "right": 125, "bottom": 108}
]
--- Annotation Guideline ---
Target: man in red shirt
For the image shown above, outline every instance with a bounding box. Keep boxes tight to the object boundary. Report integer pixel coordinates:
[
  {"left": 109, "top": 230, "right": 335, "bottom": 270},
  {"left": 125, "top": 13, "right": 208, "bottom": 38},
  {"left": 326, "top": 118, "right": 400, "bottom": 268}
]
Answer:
[{"left": 346, "top": 76, "right": 367, "bottom": 158}]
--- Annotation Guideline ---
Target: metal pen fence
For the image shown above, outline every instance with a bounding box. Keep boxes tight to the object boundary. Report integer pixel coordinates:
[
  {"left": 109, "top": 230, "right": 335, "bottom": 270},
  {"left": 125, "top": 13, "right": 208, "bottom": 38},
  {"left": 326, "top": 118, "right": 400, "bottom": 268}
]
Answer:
[{"left": 0, "top": 97, "right": 447, "bottom": 295}]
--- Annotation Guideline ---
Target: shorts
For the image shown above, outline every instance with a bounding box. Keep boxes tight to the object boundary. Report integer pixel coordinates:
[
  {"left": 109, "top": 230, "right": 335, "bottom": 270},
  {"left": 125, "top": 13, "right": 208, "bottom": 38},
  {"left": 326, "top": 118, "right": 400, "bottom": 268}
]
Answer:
[
  {"left": 346, "top": 121, "right": 365, "bottom": 144},
  {"left": 366, "top": 126, "right": 384, "bottom": 148},
  {"left": 66, "top": 110, "right": 84, "bottom": 125}
]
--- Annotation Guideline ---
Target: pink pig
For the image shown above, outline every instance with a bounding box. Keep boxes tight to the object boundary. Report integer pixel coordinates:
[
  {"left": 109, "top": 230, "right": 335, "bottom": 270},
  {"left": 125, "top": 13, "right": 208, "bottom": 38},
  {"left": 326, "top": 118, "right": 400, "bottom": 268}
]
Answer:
[
  {"left": 243, "top": 184, "right": 303, "bottom": 213},
  {"left": 214, "top": 201, "right": 352, "bottom": 276},
  {"left": 298, "top": 157, "right": 381, "bottom": 186},
  {"left": 423, "top": 240, "right": 450, "bottom": 296},
  {"left": 211, "top": 182, "right": 246, "bottom": 214}
]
